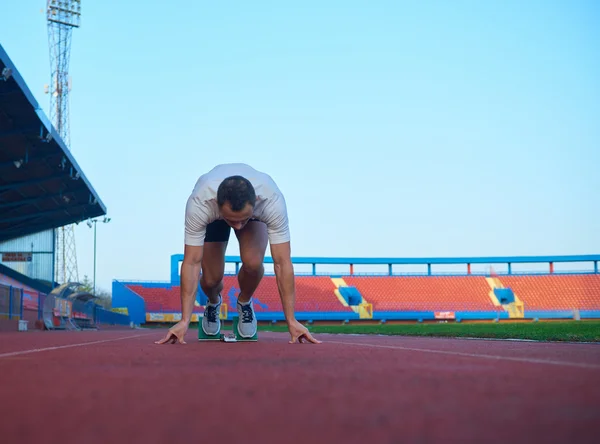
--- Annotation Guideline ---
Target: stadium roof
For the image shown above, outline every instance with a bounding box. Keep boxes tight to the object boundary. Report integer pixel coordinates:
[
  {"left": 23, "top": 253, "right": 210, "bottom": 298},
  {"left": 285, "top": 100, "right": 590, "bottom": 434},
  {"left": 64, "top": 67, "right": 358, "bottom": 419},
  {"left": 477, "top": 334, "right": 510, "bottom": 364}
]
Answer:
[{"left": 0, "top": 44, "right": 106, "bottom": 242}]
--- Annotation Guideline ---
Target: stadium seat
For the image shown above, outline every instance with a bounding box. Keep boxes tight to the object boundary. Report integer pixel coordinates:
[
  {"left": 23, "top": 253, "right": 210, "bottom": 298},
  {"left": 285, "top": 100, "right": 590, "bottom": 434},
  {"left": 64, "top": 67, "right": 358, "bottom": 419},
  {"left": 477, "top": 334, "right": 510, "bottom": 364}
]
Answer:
[
  {"left": 499, "top": 274, "right": 600, "bottom": 310},
  {"left": 341, "top": 275, "right": 496, "bottom": 312}
]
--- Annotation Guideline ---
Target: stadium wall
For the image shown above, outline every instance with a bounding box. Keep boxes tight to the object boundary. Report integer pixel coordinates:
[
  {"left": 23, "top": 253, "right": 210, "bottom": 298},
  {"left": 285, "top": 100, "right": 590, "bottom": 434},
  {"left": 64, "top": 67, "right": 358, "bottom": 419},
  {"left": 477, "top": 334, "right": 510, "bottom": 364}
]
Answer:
[
  {"left": 111, "top": 280, "right": 146, "bottom": 326},
  {"left": 0, "top": 230, "right": 55, "bottom": 284}
]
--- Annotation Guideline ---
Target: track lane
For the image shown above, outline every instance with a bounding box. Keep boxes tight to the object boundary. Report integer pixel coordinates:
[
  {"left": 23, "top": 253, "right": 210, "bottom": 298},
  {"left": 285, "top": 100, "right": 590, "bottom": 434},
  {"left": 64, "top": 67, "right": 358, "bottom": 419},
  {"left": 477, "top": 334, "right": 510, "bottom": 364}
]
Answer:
[{"left": 1, "top": 329, "right": 598, "bottom": 444}]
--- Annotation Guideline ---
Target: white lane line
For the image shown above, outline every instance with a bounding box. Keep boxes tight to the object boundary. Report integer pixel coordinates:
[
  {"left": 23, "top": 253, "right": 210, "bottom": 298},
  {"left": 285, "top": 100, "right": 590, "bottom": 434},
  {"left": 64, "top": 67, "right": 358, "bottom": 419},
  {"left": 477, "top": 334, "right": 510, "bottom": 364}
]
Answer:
[
  {"left": 326, "top": 340, "right": 600, "bottom": 370},
  {"left": 0, "top": 333, "right": 155, "bottom": 359}
]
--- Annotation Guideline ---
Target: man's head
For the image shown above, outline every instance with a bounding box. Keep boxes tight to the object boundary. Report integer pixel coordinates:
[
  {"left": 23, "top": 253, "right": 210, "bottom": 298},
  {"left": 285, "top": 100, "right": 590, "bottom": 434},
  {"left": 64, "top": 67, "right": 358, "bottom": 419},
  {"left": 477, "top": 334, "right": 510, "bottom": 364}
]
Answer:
[{"left": 217, "top": 175, "right": 256, "bottom": 230}]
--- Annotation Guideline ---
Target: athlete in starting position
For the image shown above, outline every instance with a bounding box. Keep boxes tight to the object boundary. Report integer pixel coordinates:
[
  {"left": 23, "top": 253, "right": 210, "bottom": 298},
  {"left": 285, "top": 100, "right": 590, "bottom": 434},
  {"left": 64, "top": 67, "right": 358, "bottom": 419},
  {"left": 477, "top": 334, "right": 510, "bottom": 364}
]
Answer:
[{"left": 156, "top": 163, "right": 321, "bottom": 345}]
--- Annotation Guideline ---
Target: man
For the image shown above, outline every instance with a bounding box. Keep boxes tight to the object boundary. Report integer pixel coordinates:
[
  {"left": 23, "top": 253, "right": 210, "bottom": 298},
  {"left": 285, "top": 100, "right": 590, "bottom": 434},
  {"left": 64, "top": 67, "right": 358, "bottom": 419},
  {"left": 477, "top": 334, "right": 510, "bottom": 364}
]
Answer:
[{"left": 156, "top": 163, "right": 321, "bottom": 345}]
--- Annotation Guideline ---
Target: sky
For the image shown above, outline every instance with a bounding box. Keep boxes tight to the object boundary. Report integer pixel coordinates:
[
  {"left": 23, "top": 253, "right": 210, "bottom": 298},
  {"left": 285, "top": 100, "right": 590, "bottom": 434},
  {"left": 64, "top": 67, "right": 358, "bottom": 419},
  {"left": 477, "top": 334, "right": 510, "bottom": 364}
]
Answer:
[{"left": 1, "top": 0, "right": 599, "bottom": 293}]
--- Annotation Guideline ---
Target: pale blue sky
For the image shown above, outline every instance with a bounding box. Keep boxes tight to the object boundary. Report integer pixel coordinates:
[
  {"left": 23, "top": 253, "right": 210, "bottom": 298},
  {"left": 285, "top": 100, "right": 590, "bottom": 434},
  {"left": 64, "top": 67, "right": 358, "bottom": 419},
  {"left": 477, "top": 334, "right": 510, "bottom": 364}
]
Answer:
[{"left": 1, "top": 0, "right": 599, "bottom": 292}]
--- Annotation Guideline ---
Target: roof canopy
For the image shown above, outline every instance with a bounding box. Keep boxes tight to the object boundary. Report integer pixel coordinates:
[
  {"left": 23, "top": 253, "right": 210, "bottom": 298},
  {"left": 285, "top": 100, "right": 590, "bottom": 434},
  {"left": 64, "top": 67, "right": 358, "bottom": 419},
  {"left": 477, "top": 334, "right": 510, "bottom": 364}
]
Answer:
[{"left": 0, "top": 44, "right": 106, "bottom": 242}]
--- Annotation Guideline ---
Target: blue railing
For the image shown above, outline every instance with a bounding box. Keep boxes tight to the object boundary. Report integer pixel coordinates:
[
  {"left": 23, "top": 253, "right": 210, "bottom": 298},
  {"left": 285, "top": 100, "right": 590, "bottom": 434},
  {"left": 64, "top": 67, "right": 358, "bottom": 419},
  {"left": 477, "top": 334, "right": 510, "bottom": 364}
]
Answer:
[{"left": 170, "top": 253, "right": 600, "bottom": 284}]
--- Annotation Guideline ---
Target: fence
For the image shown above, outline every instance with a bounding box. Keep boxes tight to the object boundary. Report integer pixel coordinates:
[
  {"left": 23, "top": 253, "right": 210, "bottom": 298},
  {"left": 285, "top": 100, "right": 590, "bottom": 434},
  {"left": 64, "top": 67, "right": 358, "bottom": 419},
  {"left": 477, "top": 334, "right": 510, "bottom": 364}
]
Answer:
[
  {"left": 66, "top": 301, "right": 130, "bottom": 329},
  {"left": 95, "top": 306, "right": 132, "bottom": 326},
  {"left": 0, "top": 282, "right": 131, "bottom": 330},
  {"left": 0, "top": 282, "right": 48, "bottom": 327},
  {"left": 0, "top": 283, "right": 25, "bottom": 320}
]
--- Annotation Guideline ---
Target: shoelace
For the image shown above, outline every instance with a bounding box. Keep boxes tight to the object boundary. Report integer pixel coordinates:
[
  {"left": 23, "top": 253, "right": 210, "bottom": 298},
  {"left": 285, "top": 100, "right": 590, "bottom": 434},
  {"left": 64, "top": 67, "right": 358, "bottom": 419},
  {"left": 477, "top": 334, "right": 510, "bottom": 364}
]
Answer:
[
  {"left": 205, "top": 305, "right": 218, "bottom": 323},
  {"left": 239, "top": 303, "right": 254, "bottom": 323}
]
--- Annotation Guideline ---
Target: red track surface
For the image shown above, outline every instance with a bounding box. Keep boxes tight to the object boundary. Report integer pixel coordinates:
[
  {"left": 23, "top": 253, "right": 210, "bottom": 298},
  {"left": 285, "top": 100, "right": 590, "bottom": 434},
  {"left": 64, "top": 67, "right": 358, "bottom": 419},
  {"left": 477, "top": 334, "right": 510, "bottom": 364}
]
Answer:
[{"left": 1, "top": 328, "right": 599, "bottom": 444}]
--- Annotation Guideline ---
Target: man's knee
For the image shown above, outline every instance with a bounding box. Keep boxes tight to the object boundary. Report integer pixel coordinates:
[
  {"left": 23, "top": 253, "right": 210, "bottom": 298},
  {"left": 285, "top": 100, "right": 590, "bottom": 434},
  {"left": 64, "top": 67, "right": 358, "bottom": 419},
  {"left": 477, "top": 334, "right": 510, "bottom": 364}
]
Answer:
[
  {"left": 241, "top": 256, "right": 264, "bottom": 275},
  {"left": 200, "top": 272, "right": 224, "bottom": 290}
]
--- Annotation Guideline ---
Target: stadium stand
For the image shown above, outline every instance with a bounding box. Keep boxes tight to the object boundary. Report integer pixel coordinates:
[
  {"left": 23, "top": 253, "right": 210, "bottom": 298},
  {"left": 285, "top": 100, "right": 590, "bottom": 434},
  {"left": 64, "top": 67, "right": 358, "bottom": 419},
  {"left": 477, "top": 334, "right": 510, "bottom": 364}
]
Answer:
[
  {"left": 499, "top": 274, "right": 600, "bottom": 311},
  {"left": 220, "top": 275, "right": 352, "bottom": 313},
  {"left": 0, "top": 43, "right": 129, "bottom": 330},
  {"left": 112, "top": 254, "right": 600, "bottom": 325},
  {"left": 341, "top": 275, "right": 494, "bottom": 312},
  {"left": 125, "top": 284, "right": 190, "bottom": 314},
  {"left": 121, "top": 275, "right": 354, "bottom": 323}
]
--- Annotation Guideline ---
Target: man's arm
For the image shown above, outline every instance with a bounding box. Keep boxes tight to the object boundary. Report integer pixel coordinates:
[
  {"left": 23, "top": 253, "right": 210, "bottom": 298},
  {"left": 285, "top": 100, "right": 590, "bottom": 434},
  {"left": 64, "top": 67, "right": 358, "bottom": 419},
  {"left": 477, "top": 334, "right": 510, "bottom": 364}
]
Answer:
[
  {"left": 156, "top": 191, "right": 208, "bottom": 345},
  {"left": 270, "top": 241, "right": 296, "bottom": 323},
  {"left": 263, "top": 191, "right": 320, "bottom": 343},
  {"left": 270, "top": 241, "right": 321, "bottom": 344},
  {"left": 180, "top": 244, "right": 203, "bottom": 323},
  {"left": 155, "top": 244, "right": 203, "bottom": 345}
]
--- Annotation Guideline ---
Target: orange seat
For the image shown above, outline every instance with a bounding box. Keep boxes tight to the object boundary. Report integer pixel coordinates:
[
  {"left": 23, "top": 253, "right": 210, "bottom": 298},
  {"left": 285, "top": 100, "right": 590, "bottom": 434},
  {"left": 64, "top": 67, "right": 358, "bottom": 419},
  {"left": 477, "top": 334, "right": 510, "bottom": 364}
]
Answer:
[
  {"left": 128, "top": 276, "right": 352, "bottom": 313},
  {"left": 499, "top": 274, "right": 600, "bottom": 310},
  {"left": 342, "top": 275, "right": 495, "bottom": 311}
]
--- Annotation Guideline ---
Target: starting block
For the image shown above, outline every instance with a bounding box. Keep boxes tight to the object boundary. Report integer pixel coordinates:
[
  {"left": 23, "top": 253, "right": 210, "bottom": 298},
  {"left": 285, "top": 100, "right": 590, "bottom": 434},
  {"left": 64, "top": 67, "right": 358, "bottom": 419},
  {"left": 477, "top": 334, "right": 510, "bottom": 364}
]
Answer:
[
  {"left": 232, "top": 317, "right": 258, "bottom": 342},
  {"left": 198, "top": 324, "right": 223, "bottom": 341},
  {"left": 197, "top": 317, "right": 258, "bottom": 342},
  {"left": 197, "top": 301, "right": 229, "bottom": 341}
]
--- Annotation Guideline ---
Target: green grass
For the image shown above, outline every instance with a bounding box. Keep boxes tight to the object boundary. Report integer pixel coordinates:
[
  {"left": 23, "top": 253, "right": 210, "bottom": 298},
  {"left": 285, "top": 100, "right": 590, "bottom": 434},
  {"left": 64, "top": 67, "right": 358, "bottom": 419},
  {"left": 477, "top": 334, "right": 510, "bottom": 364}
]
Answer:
[
  {"left": 257, "top": 320, "right": 600, "bottom": 342},
  {"left": 147, "top": 319, "right": 600, "bottom": 342}
]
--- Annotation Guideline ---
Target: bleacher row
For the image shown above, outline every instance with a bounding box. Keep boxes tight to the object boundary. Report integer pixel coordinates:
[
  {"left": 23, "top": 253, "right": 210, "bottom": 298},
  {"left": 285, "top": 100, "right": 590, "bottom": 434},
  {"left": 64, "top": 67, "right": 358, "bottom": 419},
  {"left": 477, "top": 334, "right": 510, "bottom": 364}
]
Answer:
[{"left": 126, "top": 274, "right": 600, "bottom": 316}]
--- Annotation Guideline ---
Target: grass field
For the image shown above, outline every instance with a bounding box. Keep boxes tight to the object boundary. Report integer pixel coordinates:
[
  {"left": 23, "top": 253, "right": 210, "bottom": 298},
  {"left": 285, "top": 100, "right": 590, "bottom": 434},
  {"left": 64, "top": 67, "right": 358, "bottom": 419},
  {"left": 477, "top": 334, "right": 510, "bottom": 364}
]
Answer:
[
  {"left": 255, "top": 320, "right": 600, "bottom": 342},
  {"left": 150, "top": 320, "right": 600, "bottom": 342}
]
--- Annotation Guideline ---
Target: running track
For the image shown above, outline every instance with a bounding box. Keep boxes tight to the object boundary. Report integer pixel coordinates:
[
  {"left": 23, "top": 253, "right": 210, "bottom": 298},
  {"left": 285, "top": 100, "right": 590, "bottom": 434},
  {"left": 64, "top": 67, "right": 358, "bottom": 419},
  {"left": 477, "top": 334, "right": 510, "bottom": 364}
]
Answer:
[{"left": 1, "top": 328, "right": 599, "bottom": 444}]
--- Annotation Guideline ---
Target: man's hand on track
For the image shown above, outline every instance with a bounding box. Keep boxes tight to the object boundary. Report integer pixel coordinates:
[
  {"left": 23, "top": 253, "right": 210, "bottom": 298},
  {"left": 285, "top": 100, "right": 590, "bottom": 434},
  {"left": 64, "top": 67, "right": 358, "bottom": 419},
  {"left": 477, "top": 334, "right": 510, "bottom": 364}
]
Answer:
[{"left": 155, "top": 320, "right": 189, "bottom": 345}]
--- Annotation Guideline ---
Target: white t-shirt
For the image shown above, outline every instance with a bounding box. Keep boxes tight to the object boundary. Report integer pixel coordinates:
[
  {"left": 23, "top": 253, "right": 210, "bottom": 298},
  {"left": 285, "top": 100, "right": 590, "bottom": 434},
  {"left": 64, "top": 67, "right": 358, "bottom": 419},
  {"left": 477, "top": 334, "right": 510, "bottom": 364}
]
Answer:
[{"left": 184, "top": 163, "right": 290, "bottom": 246}]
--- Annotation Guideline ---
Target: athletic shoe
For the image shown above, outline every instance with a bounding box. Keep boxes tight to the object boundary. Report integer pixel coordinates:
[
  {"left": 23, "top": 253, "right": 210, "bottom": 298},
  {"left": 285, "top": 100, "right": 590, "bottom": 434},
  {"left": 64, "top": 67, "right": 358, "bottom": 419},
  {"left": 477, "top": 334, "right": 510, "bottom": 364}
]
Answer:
[
  {"left": 202, "top": 294, "right": 222, "bottom": 336},
  {"left": 236, "top": 298, "right": 257, "bottom": 338}
]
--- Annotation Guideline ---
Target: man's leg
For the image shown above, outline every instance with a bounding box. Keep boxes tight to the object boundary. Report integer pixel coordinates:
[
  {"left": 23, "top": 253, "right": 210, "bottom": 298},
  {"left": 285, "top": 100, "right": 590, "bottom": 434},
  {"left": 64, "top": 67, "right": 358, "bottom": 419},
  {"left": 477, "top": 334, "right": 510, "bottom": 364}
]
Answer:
[
  {"left": 234, "top": 220, "right": 268, "bottom": 337},
  {"left": 200, "top": 242, "right": 227, "bottom": 304},
  {"left": 235, "top": 220, "right": 268, "bottom": 302},
  {"left": 200, "top": 220, "right": 230, "bottom": 335}
]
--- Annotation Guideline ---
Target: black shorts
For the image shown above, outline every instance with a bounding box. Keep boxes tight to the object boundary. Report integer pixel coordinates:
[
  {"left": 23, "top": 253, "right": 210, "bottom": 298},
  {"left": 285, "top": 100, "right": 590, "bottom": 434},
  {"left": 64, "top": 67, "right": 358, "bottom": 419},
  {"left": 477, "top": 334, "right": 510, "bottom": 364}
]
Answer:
[{"left": 204, "top": 218, "right": 260, "bottom": 243}]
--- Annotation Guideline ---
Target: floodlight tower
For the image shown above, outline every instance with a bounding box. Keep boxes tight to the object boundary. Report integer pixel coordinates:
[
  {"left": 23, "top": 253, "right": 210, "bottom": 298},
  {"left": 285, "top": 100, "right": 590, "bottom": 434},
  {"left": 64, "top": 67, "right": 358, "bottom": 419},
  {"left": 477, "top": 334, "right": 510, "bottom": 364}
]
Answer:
[{"left": 46, "top": 0, "right": 81, "bottom": 284}]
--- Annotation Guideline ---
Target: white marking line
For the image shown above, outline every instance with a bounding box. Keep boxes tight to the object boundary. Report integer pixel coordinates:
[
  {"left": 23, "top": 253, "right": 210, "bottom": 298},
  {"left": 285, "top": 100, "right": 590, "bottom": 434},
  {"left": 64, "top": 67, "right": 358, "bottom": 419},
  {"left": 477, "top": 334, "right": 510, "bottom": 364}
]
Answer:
[
  {"left": 0, "top": 333, "right": 155, "bottom": 359},
  {"left": 326, "top": 340, "right": 600, "bottom": 370}
]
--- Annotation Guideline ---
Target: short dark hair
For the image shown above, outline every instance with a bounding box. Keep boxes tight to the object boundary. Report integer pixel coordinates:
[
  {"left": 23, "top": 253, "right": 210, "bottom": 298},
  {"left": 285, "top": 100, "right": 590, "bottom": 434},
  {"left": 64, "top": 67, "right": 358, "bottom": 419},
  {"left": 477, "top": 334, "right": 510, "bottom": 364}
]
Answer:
[{"left": 217, "top": 175, "right": 256, "bottom": 211}]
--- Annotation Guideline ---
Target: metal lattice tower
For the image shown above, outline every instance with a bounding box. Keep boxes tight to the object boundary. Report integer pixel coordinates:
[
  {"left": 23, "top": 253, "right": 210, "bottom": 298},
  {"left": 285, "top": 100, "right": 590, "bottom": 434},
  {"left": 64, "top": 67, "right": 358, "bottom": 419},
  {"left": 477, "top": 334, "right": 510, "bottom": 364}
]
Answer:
[{"left": 46, "top": 0, "right": 81, "bottom": 284}]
